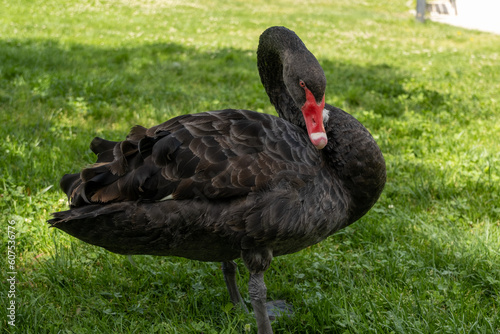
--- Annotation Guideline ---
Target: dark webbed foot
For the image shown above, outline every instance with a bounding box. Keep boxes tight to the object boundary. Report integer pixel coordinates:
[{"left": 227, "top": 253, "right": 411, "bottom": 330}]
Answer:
[{"left": 266, "top": 300, "right": 293, "bottom": 321}]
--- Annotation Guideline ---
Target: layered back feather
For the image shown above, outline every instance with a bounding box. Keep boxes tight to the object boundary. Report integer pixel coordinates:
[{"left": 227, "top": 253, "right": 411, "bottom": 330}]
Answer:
[{"left": 61, "top": 109, "right": 324, "bottom": 208}]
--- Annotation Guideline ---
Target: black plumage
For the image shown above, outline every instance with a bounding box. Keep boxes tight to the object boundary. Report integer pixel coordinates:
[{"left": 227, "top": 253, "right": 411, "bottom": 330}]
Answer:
[{"left": 49, "top": 26, "right": 386, "bottom": 334}]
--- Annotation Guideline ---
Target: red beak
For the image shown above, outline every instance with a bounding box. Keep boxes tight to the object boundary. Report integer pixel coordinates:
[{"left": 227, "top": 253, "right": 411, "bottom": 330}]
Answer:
[{"left": 301, "top": 88, "right": 327, "bottom": 149}]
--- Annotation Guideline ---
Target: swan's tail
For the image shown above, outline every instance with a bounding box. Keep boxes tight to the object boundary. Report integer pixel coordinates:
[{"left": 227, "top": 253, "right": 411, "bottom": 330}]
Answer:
[
  {"left": 47, "top": 200, "right": 240, "bottom": 261},
  {"left": 48, "top": 202, "right": 149, "bottom": 255}
]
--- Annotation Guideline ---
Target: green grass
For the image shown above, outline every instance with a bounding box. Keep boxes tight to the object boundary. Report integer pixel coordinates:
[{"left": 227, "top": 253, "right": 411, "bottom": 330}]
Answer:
[{"left": 1, "top": 0, "right": 499, "bottom": 332}]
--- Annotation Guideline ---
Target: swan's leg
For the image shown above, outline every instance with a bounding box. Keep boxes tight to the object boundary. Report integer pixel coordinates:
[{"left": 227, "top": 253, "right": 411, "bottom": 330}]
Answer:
[
  {"left": 242, "top": 248, "right": 273, "bottom": 334},
  {"left": 249, "top": 272, "right": 273, "bottom": 334},
  {"left": 221, "top": 261, "right": 248, "bottom": 312}
]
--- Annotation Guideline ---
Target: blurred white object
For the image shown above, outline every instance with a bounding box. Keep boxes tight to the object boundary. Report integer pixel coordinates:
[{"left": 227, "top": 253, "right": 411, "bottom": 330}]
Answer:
[{"left": 429, "top": 0, "right": 500, "bottom": 34}]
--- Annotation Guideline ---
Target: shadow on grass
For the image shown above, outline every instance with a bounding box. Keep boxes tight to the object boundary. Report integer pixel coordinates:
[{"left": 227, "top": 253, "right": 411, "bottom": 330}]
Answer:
[
  {"left": 0, "top": 38, "right": 450, "bottom": 123},
  {"left": 0, "top": 38, "right": 259, "bottom": 119}
]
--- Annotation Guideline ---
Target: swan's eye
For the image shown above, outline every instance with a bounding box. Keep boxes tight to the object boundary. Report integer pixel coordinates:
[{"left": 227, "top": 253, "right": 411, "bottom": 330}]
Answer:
[{"left": 299, "top": 80, "right": 306, "bottom": 88}]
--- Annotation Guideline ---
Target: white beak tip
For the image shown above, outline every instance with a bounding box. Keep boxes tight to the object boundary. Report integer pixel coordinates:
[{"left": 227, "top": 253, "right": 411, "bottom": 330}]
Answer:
[{"left": 310, "top": 132, "right": 328, "bottom": 149}]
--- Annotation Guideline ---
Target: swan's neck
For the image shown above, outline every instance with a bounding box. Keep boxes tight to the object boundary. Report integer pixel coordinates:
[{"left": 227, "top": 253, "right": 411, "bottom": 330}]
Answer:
[
  {"left": 323, "top": 104, "right": 386, "bottom": 224},
  {"left": 257, "top": 28, "right": 308, "bottom": 128}
]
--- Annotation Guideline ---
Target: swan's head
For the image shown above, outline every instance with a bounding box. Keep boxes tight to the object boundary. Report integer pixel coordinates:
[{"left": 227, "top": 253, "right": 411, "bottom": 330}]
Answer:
[{"left": 284, "top": 54, "right": 327, "bottom": 149}]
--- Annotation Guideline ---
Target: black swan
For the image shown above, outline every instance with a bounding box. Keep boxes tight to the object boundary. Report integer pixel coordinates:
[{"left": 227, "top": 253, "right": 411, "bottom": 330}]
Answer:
[{"left": 49, "top": 26, "right": 386, "bottom": 333}]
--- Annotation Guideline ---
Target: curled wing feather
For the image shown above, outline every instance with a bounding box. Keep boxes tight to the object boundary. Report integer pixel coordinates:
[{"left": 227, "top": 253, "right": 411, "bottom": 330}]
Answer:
[{"left": 62, "top": 109, "right": 321, "bottom": 207}]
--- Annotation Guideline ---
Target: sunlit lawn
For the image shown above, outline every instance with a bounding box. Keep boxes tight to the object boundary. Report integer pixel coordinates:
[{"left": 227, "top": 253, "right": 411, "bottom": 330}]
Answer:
[{"left": 1, "top": 0, "right": 499, "bottom": 332}]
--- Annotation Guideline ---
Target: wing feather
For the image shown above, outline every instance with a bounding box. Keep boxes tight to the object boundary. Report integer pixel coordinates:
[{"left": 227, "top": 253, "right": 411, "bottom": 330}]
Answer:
[{"left": 62, "top": 109, "right": 321, "bottom": 207}]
